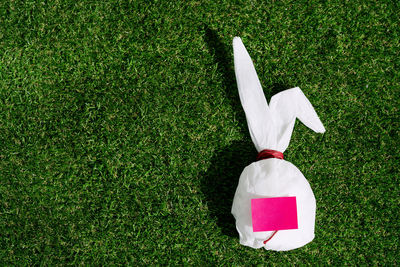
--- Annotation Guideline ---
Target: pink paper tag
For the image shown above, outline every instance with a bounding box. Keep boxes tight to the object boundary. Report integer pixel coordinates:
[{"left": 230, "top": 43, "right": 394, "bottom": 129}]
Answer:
[{"left": 251, "top": 197, "right": 298, "bottom": 232}]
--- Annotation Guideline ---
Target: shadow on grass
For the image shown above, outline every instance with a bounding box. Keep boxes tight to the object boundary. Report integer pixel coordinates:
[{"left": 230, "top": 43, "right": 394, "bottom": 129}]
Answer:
[
  {"left": 201, "top": 26, "right": 292, "bottom": 237},
  {"left": 200, "top": 140, "right": 254, "bottom": 236}
]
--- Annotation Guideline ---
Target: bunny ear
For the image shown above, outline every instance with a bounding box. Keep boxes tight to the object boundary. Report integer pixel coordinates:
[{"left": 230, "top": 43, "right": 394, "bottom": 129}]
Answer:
[
  {"left": 233, "top": 37, "right": 274, "bottom": 152},
  {"left": 269, "top": 87, "right": 326, "bottom": 134}
]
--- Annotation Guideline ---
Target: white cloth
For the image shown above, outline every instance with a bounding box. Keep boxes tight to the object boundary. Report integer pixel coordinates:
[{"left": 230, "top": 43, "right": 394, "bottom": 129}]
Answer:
[{"left": 231, "top": 37, "right": 326, "bottom": 251}]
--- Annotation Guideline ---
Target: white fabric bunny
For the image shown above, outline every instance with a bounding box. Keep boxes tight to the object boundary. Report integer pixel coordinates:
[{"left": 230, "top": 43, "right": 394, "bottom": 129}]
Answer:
[{"left": 231, "top": 37, "right": 326, "bottom": 251}]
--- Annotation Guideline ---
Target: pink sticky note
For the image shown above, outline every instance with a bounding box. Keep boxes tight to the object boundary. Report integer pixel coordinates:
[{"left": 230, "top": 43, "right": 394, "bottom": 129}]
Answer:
[{"left": 251, "top": 197, "right": 298, "bottom": 232}]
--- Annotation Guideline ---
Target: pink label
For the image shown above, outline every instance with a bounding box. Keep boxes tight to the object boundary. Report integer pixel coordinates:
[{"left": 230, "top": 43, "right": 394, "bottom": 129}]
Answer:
[{"left": 251, "top": 197, "right": 298, "bottom": 232}]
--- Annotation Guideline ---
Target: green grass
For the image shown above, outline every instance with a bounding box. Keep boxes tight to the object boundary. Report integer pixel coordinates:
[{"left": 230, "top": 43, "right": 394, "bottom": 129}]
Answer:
[{"left": 0, "top": 0, "right": 399, "bottom": 265}]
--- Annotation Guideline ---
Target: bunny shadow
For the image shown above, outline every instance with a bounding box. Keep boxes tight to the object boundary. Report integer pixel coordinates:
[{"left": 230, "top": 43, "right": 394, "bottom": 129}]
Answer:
[
  {"left": 200, "top": 140, "right": 254, "bottom": 236},
  {"left": 201, "top": 26, "right": 293, "bottom": 236},
  {"left": 203, "top": 26, "right": 242, "bottom": 116},
  {"left": 203, "top": 26, "right": 290, "bottom": 107}
]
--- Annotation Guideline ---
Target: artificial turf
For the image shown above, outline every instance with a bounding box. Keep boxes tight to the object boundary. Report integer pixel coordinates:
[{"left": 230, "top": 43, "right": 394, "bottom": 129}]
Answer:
[{"left": 0, "top": 0, "right": 399, "bottom": 265}]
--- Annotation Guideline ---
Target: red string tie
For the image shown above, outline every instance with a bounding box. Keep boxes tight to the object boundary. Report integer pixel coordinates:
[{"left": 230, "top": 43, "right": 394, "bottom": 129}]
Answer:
[
  {"left": 256, "top": 149, "right": 284, "bottom": 161},
  {"left": 263, "top": 230, "right": 278, "bottom": 244},
  {"left": 256, "top": 149, "right": 283, "bottom": 244}
]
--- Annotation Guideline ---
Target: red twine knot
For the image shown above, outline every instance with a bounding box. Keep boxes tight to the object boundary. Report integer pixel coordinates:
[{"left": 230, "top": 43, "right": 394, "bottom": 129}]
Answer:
[
  {"left": 255, "top": 149, "right": 284, "bottom": 245},
  {"left": 256, "top": 149, "right": 284, "bottom": 161},
  {"left": 256, "top": 149, "right": 283, "bottom": 244}
]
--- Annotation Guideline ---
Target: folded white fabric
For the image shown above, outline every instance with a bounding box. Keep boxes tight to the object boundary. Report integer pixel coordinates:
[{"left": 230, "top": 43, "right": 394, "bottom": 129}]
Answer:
[{"left": 231, "top": 37, "right": 326, "bottom": 251}]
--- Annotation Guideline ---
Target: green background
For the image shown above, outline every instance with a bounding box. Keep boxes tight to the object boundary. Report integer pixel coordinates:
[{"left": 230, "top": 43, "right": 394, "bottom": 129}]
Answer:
[{"left": 0, "top": 0, "right": 399, "bottom": 265}]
